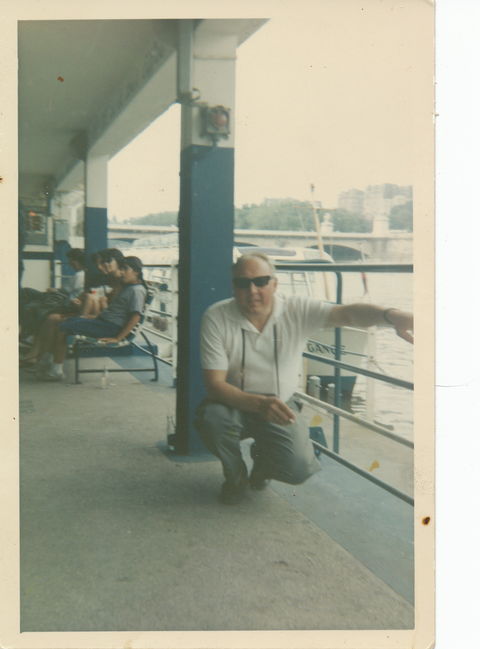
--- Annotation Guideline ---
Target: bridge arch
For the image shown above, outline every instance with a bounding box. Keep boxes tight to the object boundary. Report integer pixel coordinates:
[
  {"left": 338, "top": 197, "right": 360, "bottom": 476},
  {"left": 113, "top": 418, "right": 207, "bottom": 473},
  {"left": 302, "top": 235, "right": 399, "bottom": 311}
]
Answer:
[{"left": 308, "top": 243, "right": 365, "bottom": 262}]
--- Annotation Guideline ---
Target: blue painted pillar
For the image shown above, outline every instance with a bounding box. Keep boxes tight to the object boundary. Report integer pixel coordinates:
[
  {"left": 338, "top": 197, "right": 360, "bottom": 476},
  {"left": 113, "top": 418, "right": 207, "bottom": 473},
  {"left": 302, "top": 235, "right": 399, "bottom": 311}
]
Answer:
[
  {"left": 175, "top": 23, "right": 236, "bottom": 454},
  {"left": 84, "top": 154, "right": 108, "bottom": 283}
]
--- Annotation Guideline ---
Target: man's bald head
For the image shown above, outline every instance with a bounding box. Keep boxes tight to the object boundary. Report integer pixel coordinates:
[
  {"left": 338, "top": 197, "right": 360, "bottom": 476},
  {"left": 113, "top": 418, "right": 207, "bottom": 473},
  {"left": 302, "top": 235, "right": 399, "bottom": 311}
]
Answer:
[{"left": 233, "top": 253, "right": 276, "bottom": 277}]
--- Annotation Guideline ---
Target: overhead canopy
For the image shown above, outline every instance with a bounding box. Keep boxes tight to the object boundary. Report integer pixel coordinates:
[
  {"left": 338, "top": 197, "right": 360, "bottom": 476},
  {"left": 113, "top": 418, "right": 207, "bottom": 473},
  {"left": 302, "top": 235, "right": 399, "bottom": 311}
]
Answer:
[{"left": 18, "top": 18, "right": 267, "bottom": 204}]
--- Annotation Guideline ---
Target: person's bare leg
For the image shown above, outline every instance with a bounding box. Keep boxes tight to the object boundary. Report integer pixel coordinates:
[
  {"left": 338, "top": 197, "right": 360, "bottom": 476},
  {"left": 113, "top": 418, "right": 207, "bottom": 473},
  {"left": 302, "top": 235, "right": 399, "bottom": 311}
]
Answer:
[
  {"left": 80, "top": 293, "right": 95, "bottom": 316},
  {"left": 37, "top": 319, "right": 67, "bottom": 380},
  {"left": 52, "top": 327, "right": 67, "bottom": 365},
  {"left": 23, "top": 312, "right": 62, "bottom": 365},
  {"left": 42, "top": 313, "right": 63, "bottom": 350},
  {"left": 34, "top": 313, "right": 63, "bottom": 362}
]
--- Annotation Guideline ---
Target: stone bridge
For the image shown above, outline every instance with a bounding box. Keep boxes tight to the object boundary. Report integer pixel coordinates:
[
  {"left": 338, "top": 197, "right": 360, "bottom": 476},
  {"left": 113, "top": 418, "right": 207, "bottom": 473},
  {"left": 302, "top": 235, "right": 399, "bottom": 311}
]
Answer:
[{"left": 109, "top": 224, "right": 413, "bottom": 262}]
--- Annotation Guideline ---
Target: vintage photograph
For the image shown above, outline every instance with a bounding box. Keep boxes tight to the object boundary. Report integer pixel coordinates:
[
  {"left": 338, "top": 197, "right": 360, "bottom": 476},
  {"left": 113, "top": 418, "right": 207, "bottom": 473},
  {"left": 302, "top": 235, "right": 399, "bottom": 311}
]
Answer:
[{"left": 3, "top": 1, "right": 434, "bottom": 647}]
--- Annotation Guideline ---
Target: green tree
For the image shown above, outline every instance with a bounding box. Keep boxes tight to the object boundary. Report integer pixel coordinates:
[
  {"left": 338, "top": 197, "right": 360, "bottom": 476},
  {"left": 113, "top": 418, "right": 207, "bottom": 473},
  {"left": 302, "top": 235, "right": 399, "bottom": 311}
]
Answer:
[
  {"left": 329, "top": 209, "right": 371, "bottom": 233},
  {"left": 235, "top": 199, "right": 315, "bottom": 230},
  {"left": 126, "top": 212, "right": 178, "bottom": 226},
  {"left": 236, "top": 200, "right": 371, "bottom": 232}
]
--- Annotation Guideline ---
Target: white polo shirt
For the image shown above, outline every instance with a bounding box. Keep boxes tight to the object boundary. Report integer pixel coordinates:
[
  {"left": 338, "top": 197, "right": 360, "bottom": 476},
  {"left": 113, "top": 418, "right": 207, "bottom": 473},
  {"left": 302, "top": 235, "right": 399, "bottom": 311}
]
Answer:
[{"left": 200, "top": 294, "right": 333, "bottom": 402}]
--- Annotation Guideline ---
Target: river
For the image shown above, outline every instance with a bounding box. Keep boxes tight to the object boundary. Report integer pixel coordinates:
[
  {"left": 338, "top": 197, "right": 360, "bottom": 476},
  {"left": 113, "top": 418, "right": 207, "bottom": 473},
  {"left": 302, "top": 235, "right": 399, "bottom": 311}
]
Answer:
[{"left": 342, "top": 271, "right": 413, "bottom": 441}]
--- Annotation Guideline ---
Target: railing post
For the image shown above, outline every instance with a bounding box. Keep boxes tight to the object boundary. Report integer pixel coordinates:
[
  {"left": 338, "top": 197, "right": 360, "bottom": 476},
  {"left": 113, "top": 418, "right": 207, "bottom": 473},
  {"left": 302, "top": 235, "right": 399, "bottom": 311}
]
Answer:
[{"left": 333, "top": 271, "right": 343, "bottom": 453}]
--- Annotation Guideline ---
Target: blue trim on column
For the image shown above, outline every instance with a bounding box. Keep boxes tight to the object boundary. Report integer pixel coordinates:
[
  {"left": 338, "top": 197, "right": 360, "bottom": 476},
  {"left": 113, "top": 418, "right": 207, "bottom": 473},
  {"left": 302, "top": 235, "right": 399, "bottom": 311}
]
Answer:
[
  {"left": 176, "top": 144, "right": 234, "bottom": 454},
  {"left": 54, "top": 241, "right": 74, "bottom": 278},
  {"left": 84, "top": 207, "right": 108, "bottom": 287},
  {"left": 85, "top": 207, "right": 108, "bottom": 258}
]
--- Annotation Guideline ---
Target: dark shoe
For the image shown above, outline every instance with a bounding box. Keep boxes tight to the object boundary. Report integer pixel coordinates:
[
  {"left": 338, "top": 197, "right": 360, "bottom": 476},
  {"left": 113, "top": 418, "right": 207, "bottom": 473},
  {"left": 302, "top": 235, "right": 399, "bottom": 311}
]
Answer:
[
  {"left": 249, "top": 443, "right": 270, "bottom": 490},
  {"left": 249, "top": 464, "right": 271, "bottom": 490},
  {"left": 219, "top": 481, "right": 247, "bottom": 505},
  {"left": 219, "top": 465, "right": 248, "bottom": 505}
]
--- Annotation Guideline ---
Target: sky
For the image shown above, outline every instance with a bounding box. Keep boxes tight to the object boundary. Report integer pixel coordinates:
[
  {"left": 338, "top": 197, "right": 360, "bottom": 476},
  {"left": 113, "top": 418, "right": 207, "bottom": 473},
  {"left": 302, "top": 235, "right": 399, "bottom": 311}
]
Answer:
[{"left": 108, "top": 1, "right": 429, "bottom": 221}]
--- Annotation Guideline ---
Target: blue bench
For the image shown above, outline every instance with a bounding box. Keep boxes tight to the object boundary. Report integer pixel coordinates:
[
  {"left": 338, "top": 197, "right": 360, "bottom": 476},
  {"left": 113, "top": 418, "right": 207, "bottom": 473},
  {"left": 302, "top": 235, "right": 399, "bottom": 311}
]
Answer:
[{"left": 71, "top": 288, "right": 159, "bottom": 384}]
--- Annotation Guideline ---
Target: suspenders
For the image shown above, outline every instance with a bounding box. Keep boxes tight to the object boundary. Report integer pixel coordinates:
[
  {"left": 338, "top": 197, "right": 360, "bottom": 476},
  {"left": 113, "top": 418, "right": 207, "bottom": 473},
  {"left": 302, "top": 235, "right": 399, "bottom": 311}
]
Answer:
[{"left": 240, "top": 325, "right": 280, "bottom": 397}]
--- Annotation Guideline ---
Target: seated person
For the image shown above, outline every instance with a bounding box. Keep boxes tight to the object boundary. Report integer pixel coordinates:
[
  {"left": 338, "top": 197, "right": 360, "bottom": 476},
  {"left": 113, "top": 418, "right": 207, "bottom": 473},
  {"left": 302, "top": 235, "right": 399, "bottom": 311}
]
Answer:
[
  {"left": 81, "top": 248, "right": 125, "bottom": 316},
  {"left": 36, "top": 256, "right": 147, "bottom": 381},
  {"left": 20, "top": 248, "right": 86, "bottom": 362},
  {"left": 21, "top": 248, "right": 124, "bottom": 366},
  {"left": 46, "top": 248, "right": 86, "bottom": 301}
]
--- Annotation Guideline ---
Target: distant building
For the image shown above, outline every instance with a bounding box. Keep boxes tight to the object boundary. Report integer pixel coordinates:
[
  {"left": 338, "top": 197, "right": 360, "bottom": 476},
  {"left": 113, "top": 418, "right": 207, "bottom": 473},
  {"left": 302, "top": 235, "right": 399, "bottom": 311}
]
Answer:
[
  {"left": 363, "top": 184, "right": 412, "bottom": 220},
  {"left": 338, "top": 188, "right": 364, "bottom": 215}
]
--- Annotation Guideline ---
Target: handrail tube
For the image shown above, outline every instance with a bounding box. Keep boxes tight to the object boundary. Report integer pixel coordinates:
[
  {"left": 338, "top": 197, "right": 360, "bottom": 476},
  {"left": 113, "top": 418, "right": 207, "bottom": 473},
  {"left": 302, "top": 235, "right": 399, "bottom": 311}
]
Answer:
[
  {"left": 303, "top": 352, "right": 414, "bottom": 390},
  {"left": 131, "top": 341, "right": 173, "bottom": 366},
  {"left": 276, "top": 262, "right": 413, "bottom": 273},
  {"left": 148, "top": 309, "right": 173, "bottom": 317},
  {"left": 142, "top": 326, "right": 174, "bottom": 343},
  {"left": 144, "top": 262, "right": 414, "bottom": 273},
  {"left": 295, "top": 391, "right": 414, "bottom": 448},
  {"left": 310, "top": 440, "right": 414, "bottom": 507}
]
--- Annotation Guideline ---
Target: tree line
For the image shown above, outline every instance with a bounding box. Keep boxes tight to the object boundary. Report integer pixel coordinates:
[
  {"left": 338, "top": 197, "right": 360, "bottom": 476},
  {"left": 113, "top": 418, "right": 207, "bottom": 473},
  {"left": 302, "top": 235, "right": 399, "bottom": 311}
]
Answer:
[{"left": 121, "top": 199, "right": 413, "bottom": 232}]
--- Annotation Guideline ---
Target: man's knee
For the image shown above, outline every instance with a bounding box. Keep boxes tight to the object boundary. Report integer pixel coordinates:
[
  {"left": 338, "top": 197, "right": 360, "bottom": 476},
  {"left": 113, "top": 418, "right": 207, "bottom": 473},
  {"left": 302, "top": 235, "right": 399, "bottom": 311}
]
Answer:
[
  {"left": 281, "top": 456, "right": 320, "bottom": 485},
  {"left": 265, "top": 435, "right": 320, "bottom": 485},
  {"left": 195, "top": 401, "right": 242, "bottom": 441},
  {"left": 194, "top": 402, "right": 245, "bottom": 463}
]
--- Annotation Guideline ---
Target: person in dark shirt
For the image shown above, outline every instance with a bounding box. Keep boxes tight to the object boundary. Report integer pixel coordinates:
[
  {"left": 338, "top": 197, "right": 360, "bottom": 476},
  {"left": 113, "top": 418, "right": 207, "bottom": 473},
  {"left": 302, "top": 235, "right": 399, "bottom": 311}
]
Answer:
[{"left": 37, "top": 256, "right": 147, "bottom": 381}]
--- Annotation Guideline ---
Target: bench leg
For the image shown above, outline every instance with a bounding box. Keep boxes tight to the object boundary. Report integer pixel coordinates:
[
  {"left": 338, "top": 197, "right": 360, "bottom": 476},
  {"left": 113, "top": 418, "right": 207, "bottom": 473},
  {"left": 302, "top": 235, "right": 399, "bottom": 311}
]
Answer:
[
  {"left": 74, "top": 344, "right": 81, "bottom": 384},
  {"left": 141, "top": 332, "right": 159, "bottom": 381}
]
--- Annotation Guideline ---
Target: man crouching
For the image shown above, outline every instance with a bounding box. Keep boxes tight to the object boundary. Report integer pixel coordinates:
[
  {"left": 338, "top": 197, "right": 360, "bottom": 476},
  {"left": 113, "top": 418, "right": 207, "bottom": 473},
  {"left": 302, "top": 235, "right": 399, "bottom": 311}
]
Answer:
[{"left": 195, "top": 253, "right": 413, "bottom": 505}]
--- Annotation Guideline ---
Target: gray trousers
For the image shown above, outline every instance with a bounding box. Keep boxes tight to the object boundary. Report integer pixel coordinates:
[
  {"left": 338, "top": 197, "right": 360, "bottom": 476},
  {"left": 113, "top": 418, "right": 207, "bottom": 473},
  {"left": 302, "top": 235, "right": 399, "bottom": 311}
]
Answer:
[{"left": 195, "top": 397, "right": 320, "bottom": 486}]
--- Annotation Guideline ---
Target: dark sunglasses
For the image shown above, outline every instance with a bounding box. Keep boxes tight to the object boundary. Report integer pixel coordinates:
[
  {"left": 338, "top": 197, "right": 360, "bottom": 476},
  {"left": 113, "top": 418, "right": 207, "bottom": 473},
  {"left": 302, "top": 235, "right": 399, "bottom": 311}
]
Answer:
[{"left": 233, "top": 275, "right": 272, "bottom": 289}]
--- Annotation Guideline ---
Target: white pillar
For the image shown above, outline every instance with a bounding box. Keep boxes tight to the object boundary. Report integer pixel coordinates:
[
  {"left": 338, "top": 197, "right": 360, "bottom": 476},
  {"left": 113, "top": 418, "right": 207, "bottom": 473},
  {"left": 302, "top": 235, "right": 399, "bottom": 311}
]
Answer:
[{"left": 84, "top": 153, "right": 109, "bottom": 262}]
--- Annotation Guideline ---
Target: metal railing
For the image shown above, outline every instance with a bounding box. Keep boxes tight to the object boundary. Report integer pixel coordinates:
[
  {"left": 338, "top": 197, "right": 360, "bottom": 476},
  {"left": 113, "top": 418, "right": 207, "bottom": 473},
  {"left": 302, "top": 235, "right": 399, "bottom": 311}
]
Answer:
[
  {"left": 275, "top": 261, "right": 414, "bottom": 507},
  {"left": 139, "top": 264, "right": 179, "bottom": 375}
]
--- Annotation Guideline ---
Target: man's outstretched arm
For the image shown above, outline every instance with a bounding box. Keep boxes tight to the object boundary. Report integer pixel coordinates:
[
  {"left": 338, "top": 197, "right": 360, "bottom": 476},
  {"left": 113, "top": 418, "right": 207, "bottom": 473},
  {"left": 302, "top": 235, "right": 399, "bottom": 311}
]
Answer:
[
  {"left": 327, "top": 304, "right": 414, "bottom": 343},
  {"left": 203, "top": 369, "right": 296, "bottom": 425}
]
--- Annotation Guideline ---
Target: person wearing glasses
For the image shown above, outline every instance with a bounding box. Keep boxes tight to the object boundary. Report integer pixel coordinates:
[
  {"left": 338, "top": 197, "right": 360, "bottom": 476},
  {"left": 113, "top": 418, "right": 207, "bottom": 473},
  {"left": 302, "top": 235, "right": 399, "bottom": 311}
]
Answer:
[{"left": 195, "top": 252, "right": 413, "bottom": 505}]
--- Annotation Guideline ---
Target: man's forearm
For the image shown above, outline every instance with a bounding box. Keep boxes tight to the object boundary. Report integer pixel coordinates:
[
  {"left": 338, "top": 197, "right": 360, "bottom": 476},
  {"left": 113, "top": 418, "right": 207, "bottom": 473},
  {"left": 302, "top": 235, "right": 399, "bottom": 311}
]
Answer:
[
  {"left": 205, "top": 379, "right": 296, "bottom": 425},
  {"left": 343, "top": 303, "right": 392, "bottom": 327},
  {"left": 330, "top": 303, "right": 414, "bottom": 343},
  {"left": 115, "top": 313, "right": 141, "bottom": 341}
]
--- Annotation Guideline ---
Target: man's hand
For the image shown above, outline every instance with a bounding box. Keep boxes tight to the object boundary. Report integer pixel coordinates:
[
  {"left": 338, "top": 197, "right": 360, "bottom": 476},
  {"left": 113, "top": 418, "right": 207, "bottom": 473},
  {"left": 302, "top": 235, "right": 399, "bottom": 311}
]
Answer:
[
  {"left": 385, "top": 309, "right": 414, "bottom": 344},
  {"left": 97, "top": 337, "right": 120, "bottom": 344},
  {"left": 203, "top": 370, "right": 296, "bottom": 423},
  {"left": 258, "top": 396, "right": 296, "bottom": 425}
]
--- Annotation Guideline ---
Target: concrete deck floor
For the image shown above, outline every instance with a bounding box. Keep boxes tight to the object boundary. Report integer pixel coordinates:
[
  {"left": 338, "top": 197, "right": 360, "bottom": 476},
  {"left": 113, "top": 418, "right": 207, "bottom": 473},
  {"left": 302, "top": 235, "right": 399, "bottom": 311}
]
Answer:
[{"left": 19, "top": 356, "right": 414, "bottom": 632}]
